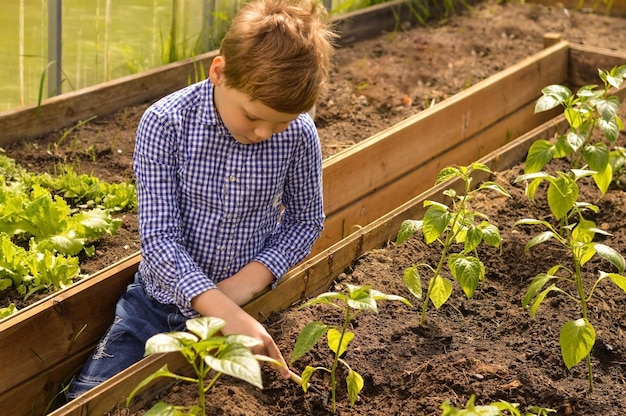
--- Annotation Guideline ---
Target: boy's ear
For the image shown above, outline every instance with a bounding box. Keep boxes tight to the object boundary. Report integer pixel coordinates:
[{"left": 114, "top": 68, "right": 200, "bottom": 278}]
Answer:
[{"left": 209, "top": 56, "right": 226, "bottom": 85}]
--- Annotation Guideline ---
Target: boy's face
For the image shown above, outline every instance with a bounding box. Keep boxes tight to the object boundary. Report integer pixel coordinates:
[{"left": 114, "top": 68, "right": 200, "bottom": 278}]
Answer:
[{"left": 210, "top": 57, "right": 300, "bottom": 145}]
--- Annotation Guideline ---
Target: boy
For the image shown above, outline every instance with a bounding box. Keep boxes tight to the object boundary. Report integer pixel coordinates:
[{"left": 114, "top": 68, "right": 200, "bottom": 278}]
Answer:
[{"left": 67, "top": 0, "right": 335, "bottom": 398}]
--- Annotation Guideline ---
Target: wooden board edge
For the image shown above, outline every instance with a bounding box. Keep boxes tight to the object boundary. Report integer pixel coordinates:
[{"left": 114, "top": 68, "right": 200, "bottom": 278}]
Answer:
[
  {"left": 568, "top": 43, "right": 626, "bottom": 87},
  {"left": 0, "top": 254, "right": 140, "bottom": 396}
]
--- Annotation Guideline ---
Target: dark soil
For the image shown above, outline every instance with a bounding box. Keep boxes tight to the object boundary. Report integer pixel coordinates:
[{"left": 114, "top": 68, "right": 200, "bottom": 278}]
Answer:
[{"left": 3, "top": 1, "right": 626, "bottom": 415}]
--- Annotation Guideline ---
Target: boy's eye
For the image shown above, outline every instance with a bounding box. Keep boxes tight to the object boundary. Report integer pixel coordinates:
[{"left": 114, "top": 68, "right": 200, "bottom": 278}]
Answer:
[{"left": 245, "top": 114, "right": 257, "bottom": 121}]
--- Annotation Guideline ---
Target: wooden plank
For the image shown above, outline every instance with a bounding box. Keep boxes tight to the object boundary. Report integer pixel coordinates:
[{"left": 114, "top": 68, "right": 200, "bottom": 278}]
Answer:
[
  {"left": 321, "top": 41, "right": 569, "bottom": 218},
  {"left": 0, "top": 254, "right": 140, "bottom": 407},
  {"left": 534, "top": 0, "right": 626, "bottom": 16},
  {"left": 47, "top": 353, "right": 189, "bottom": 416},
  {"left": 0, "top": 54, "right": 217, "bottom": 147},
  {"left": 568, "top": 43, "right": 626, "bottom": 87},
  {"left": 0, "top": 349, "right": 92, "bottom": 415}
]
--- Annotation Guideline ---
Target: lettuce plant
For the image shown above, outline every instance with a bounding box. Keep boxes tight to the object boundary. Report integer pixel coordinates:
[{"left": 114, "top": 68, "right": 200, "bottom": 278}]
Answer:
[
  {"left": 0, "top": 151, "right": 135, "bottom": 314},
  {"left": 396, "top": 162, "right": 510, "bottom": 325}
]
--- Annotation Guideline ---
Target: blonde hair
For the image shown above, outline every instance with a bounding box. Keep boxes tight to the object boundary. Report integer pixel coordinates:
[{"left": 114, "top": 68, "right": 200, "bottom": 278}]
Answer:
[{"left": 220, "top": 0, "right": 336, "bottom": 114}]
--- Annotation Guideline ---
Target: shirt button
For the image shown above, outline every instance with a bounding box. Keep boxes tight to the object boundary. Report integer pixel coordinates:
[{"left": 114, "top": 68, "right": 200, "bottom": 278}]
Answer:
[
  {"left": 229, "top": 175, "right": 237, "bottom": 182},
  {"left": 226, "top": 213, "right": 233, "bottom": 219}
]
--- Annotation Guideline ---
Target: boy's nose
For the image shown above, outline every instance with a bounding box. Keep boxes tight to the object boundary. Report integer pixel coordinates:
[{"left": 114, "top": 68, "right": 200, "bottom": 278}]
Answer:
[{"left": 254, "top": 125, "right": 273, "bottom": 140}]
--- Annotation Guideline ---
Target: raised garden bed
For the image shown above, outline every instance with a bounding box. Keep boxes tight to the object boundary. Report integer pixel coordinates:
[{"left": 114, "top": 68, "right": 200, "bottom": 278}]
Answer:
[{"left": 1, "top": 39, "right": 623, "bottom": 416}]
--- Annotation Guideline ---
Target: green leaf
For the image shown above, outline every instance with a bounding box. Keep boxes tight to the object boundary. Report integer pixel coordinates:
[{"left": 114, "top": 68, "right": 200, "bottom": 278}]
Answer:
[
  {"left": 573, "top": 242, "right": 596, "bottom": 267},
  {"left": 423, "top": 204, "right": 450, "bottom": 244},
  {"left": 300, "top": 291, "right": 344, "bottom": 308},
  {"left": 300, "top": 365, "right": 318, "bottom": 393},
  {"left": 605, "top": 272, "right": 626, "bottom": 293},
  {"left": 478, "top": 222, "right": 501, "bottom": 249},
  {"left": 403, "top": 265, "right": 422, "bottom": 300},
  {"left": 524, "top": 139, "right": 555, "bottom": 174},
  {"left": 346, "top": 367, "right": 364, "bottom": 406},
  {"left": 596, "top": 95, "right": 620, "bottom": 121},
  {"left": 547, "top": 175, "right": 578, "bottom": 220},
  {"left": 204, "top": 343, "right": 263, "bottom": 389},
  {"left": 514, "top": 171, "right": 551, "bottom": 184},
  {"left": 598, "top": 118, "right": 620, "bottom": 143},
  {"left": 347, "top": 284, "right": 378, "bottom": 312},
  {"left": 449, "top": 254, "right": 484, "bottom": 298},
  {"left": 291, "top": 321, "right": 329, "bottom": 363},
  {"left": 469, "top": 162, "right": 491, "bottom": 173},
  {"left": 564, "top": 106, "right": 587, "bottom": 130},
  {"left": 572, "top": 218, "right": 596, "bottom": 244},
  {"left": 127, "top": 365, "right": 178, "bottom": 406},
  {"left": 528, "top": 284, "right": 558, "bottom": 318},
  {"left": 592, "top": 163, "right": 612, "bottom": 196},
  {"left": 396, "top": 219, "right": 423, "bottom": 244},
  {"left": 463, "top": 225, "right": 482, "bottom": 253},
  {"left": 524, "top": 231, "right": 556, "bottom": 250},
  {"left": 369, "top": 288, "right": 413, "bottom": 308},
  {"left": 476, "top": 181, "right": 510, "bottom": 198},
  {"left": 594, "top": 244, "right": 626, "bottom": 273},
  {"left": 225, "top": 334, "right": 263, "bottom": 349},
  {"left": 435, "top": 166, "right": 461, "bottom": 185},
  {"left": 145, "top": 332, "right": 198, "bottom": 355},
  {"left": 429, "top": 275, "right": 453, "bottom": 309},
  {"left": 522, "top": 274, "right": 556, "bottom": 308},
  {"left": 327, "top": 328, "right": 354, "bottom": 356},
  {"left": 514, "top": 218, "right": 551, "bottom": 227},
  {"left": 567, "top": 132, "right": 587, "bottom": 155},
  {"left": 583, "top": 142, "right": 609, "bottom": 173},
  {"left": 535, "top": 84, "right": 571, "bottom": 112},
  {"left": 48, "top": 231, "right": 86, "bottom": 256},
  {"left": 185, "top": 316, "right": 225, "bottom": 340},
  {"left": 560, "top": 319, "right": 596, "bottom": 369}
]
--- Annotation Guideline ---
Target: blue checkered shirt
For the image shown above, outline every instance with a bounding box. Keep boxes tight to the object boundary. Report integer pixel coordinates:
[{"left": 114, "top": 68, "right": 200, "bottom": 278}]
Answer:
[{"left": 134, "top": 79, "right": 324, "bottom": 317}]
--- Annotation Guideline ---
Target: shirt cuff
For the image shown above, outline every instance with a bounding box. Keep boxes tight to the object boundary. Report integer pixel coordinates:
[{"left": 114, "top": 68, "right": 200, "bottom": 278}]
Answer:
[{"left": 253, "top": 248, "right": 291, "bottom": 289}]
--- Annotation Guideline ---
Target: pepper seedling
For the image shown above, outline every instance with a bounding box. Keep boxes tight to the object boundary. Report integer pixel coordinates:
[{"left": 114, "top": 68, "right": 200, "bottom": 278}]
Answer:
[
  {"left": 396, "top": 162, "right": 510, "bottom": 325},
  {"left": 514, "top": 169, "right": 626, "bottom": 391},
  {"left": 291, "top": 284, "right": 412, "bottom": 414},
  {"left": 127, "top": 316, "right": 281, "bottom": 416}
]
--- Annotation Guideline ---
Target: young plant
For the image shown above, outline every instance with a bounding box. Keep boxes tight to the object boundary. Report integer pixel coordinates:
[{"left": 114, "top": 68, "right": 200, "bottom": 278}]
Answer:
[
  {"left": 440, "top": 394, "right": 555, "bottom": 416},
  {"left": 395, "top": 162, "right": 510, "bottom": 325},
  {"left": 526, "top": 64, "right": 626, "bottom": 194},
  {"left": 514, "top": 168, "right": 626, "bottom": 391},
  {"left": 291, "top": 284, "right": 412, "bottom": 414},
  {"left": 127, "top": 316, "right": 280, "bottom": 416}
]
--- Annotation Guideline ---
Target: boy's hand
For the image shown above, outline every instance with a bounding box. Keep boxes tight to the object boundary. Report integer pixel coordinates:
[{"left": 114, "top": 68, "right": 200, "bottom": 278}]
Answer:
[{"left": 191, "top": 284, "right": 290, "bottom": 380}]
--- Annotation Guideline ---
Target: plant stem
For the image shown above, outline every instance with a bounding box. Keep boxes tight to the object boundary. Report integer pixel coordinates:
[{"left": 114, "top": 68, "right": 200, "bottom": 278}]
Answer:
[
  {"left": 330, "top": 307, "right": 352, "bottom": 413},
  {"left": 419, "top": 189, "right": 469, "bottom": 325},
  {"left": 195, "top": 359, "right": 207, "bottom": 416},
  {"left": 572, "top": 258, "right": 594, "bottom": 391}
]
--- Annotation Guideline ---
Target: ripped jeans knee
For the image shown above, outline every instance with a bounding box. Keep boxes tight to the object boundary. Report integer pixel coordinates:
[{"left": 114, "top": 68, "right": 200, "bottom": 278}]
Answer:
[{"left": 66, "top": 273, "right": 187, "bottom": 400}]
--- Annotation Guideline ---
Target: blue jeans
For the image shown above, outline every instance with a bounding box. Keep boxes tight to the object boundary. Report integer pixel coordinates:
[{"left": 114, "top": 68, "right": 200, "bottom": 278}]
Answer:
[{"left": 66, "top": 272, "right": 187, "bottom": 399}]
